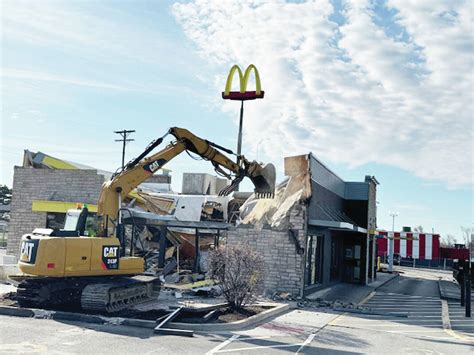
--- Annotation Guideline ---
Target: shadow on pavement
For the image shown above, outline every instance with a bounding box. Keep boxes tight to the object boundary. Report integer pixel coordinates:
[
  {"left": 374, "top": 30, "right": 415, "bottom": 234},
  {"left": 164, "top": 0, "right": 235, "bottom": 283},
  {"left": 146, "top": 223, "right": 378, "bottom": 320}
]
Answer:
[{"left": 54, "top": 319, "right": 155, "bottom": 339}]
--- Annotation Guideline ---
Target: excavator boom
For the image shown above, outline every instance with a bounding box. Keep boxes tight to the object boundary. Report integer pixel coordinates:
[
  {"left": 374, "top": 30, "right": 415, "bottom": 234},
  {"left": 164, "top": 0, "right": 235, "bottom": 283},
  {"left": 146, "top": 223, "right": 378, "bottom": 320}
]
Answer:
[
  {"left": 98, "top": 127, "right": 276, "bottom": 220},
  {"left": 16, "top": 126, "right": 275, "bottom": 313}
]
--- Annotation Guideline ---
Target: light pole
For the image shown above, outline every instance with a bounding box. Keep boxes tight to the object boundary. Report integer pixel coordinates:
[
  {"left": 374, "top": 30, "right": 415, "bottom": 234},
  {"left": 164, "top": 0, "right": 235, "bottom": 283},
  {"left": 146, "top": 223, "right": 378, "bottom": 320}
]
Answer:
[
  {"left": 390, "top": 211, "right": 398, "bottom": 232},
  {"left": 388, "top": 211, "right": 399, "bottom": 273}
]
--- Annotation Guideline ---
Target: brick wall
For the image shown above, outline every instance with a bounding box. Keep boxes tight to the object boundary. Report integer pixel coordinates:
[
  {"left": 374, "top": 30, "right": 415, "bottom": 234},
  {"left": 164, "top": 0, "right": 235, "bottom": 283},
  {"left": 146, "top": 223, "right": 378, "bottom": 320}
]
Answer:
[
  {"left": 7, "top": 167, "right": 105, "bottom": 256},
  {"left": 227, "top": 203, "right": 307, "bottom": 296}
]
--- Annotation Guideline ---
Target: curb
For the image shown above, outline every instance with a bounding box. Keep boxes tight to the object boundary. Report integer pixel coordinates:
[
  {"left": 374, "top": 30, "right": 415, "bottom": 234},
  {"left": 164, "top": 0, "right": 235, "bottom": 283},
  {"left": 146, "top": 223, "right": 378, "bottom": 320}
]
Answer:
[
  {"left": 0, "top": 302, "right": 289, "bottom": 333},
  {"left": 356, "top": 273, "right": 399, "bottom": 307},
  {"left": 0, "top": 306, "right": 34, "bottom": 318},
  {"left": 373, "top": 273, "right": 399, "bottom": 292},
  {"left": 440, "top": 299, "right": 451, "bottom": 330},
  {"left": 168, "top": 303, "right": 289, "bottom": 331},
  {"left": 0, "top": 306, "right": 109, "bottom": 324}
]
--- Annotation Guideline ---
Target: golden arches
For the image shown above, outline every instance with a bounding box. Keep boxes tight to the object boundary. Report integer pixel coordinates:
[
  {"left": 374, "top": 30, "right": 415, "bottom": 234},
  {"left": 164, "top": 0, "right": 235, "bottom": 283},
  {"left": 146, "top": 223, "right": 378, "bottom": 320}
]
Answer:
[{"left": 224, "top": 64, "right": 262, "bottom": 96}]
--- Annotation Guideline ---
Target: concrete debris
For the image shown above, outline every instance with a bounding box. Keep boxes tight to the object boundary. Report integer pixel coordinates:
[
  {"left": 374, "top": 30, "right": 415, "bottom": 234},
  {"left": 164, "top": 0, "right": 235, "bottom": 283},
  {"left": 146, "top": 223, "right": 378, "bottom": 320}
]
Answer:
[
  {"left": 137, "top": 192, "right": 230, "bottom": 223},
  {"left": 188, "top": 286, "right": 221, "bottom": 297},
  {"left": 271, "top": 292, "right": 296, "bottom": 301},
  {"left": 239, "top": 172, "right": 311, "bottom": 230},
  {"left": 297, "top": 298, "right": 370, "bottom": 312},
  {"left": 164, "top": 273, "right": 180, "bottom": 284}
]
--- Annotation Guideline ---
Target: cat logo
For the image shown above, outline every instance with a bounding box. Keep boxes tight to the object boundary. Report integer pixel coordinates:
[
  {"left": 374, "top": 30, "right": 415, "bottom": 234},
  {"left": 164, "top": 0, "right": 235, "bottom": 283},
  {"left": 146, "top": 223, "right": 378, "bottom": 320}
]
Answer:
[
  {"left": 103, "top": 246, "right": 118, "bottom": 258},
  {"left": 20, "top": 240, "right": 38, "bottom": 264},
  {"left": 143, "top": 158, "right": 167, "bottom": 174},
  {"left": 102, "top": 246, "right": 119, "bottom": 270},
  {"left": 147, "top": 161, "right": 160, "bottom": 173}
]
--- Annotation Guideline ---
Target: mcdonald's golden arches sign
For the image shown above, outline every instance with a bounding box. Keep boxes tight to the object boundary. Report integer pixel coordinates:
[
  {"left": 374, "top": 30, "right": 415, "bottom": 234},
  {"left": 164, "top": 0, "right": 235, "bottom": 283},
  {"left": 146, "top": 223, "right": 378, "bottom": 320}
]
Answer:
[{"left": 222, "top": 64, "right": 264, "bottom": 101}]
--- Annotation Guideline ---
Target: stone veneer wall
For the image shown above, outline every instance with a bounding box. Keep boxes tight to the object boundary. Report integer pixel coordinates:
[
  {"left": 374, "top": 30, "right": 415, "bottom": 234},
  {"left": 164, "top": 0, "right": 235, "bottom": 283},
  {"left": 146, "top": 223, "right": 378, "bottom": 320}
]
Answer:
[
  {"left": 7, "top": 167, "right": 105, "bottom": 256},
  {"left": 226, "top": 203, "right": 307, "bottom": 296}
]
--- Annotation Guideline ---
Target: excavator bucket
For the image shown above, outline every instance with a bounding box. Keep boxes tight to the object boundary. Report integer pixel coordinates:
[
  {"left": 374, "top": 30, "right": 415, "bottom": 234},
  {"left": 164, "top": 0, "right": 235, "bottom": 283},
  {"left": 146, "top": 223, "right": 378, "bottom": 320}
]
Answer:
[
  {"left": 251, "top": 163, "right": 276, "bottom": 199},
  {"left": 218, "top": 163, "right": 276, "bottom": 198}
]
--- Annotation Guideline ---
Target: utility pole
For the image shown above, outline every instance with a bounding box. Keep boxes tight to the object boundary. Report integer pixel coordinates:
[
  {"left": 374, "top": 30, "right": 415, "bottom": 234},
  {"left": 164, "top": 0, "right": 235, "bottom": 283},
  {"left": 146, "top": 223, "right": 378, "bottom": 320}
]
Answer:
[
  {"left": 388, "top": 211, "right": 399, "bottom": 273},
  {"left": 114, "top": 130, "right": 135, "bottom": 169}
]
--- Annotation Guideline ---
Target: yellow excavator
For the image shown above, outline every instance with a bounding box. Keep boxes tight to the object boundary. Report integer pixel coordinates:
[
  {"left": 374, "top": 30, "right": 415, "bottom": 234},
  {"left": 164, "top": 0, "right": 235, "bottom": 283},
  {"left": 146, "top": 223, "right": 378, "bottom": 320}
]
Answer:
[{"left": 16, "top": 127, "right": 275, "bottom": 313}]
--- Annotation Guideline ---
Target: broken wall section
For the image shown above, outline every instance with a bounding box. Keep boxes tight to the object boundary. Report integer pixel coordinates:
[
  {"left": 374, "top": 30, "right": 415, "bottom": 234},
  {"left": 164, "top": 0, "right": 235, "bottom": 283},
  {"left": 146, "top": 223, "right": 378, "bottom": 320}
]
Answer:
[
  {"left": 226, "top": 154, "right": 311, "bottom": 296},
  {"left": 227, "top": 204, "right": 307, "bottom": 296}
]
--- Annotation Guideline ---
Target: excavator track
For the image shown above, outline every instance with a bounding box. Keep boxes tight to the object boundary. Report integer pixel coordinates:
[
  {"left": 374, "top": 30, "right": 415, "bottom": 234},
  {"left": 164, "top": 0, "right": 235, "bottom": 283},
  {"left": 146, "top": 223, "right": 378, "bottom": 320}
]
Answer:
[
  {"left": 15, "top": 276, "right": 159, "bottom": 313},
  {"left": 15, "top": 278, "right": 85, "bottom": 309},
  {"left": 81, "top": 276, "right": 156, "bottom": 313}
]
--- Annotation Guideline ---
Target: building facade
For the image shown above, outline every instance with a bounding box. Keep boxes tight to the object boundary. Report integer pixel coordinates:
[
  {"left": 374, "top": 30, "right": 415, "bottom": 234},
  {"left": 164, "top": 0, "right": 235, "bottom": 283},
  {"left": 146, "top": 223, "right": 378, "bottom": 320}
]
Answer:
[
  {"left": 227, "top": 153, "right": 378, "bottom": 297},
  {"left": 7, "top": 167, "right": 105, "bottom": 256}
]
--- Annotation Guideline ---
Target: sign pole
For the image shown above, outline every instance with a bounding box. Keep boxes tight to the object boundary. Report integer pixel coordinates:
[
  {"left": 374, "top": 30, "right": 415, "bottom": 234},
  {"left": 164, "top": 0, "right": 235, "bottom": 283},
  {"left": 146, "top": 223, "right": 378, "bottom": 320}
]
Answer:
[
  {"left": 222, "top": 64, "right": 265, "bottom": 192},
  {"left": 237, "top": 100, "right": 244, "bottom": 165}
]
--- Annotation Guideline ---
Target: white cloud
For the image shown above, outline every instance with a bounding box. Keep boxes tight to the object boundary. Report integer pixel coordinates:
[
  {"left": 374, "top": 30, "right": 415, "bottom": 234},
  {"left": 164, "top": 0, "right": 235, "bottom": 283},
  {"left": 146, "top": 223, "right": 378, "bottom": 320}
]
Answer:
[
  {"left": 1, "top": 68, "right": 186, "bottom": 95},
  {"left": 173, "top": 0, "right": 473, "bottom": 187}
]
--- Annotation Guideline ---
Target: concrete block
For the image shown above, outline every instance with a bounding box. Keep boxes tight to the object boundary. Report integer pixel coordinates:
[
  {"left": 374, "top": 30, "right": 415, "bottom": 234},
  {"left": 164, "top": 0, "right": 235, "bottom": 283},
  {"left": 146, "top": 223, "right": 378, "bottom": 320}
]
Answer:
[{"left": 2, "top": 255, "right": 17, "bottom": 264}]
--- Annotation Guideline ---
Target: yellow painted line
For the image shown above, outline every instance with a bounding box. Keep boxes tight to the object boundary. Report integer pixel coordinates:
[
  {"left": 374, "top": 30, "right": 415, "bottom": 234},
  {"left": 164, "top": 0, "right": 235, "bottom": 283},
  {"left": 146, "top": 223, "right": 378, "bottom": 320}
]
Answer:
[
  {"left": 444, "top": 329, "right": 474, "bottom": 343},
  {"left": 32, "top": 200, "right": 98, "bottom": 213},
  {"left": 439, "top": 299, "right": 474, "bottom": 342},
  {"left": 328, "top": 312, "right": 349, "bottom": 326},
  {"left": 359, "top": 291, "right": 376, "bottom": 305}
]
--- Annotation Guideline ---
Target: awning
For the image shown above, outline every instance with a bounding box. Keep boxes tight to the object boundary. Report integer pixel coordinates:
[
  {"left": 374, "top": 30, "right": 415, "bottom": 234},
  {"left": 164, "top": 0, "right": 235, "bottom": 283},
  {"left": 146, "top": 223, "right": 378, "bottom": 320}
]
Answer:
[{"left": 308, "top": 219, "right": 367, "bottom": 233}]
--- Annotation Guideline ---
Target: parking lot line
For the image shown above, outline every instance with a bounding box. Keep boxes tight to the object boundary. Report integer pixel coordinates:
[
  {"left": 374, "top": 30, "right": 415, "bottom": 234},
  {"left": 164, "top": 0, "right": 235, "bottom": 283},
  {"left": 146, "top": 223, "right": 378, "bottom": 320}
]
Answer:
[
  {"left": 214, "top": 342, "right": 304, "bottom": 353},
  {"left": 295, "top": 333, "right": 316, "bottom": 354},
  {"left": 206, "top": 334, "right": 240, "bottom": 355}
]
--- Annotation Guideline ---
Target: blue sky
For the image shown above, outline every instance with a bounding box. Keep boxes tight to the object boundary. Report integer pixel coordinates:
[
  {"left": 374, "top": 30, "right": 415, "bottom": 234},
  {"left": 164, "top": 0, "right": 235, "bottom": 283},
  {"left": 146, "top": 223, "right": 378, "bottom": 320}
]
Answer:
[{"left": 1, "top": 0, "right": 472, "bottom": 241}]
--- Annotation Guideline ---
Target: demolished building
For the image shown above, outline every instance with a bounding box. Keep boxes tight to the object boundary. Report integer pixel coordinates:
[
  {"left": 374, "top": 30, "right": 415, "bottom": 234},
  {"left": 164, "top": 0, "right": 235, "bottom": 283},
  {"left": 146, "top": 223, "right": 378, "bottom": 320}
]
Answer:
[
  {"left": 227, "top": 153, "right": 378, "bottom": 297},
  {"left": 6, "top": 150, "right": 378, "bottom": 299}
]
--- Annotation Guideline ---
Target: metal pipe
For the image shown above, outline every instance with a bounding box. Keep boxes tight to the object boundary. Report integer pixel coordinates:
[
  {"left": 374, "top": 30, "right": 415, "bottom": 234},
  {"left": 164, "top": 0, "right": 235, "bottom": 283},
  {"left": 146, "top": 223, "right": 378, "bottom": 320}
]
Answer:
[{"left": 466, "top": 277, "right": 471, "bottom": 317}]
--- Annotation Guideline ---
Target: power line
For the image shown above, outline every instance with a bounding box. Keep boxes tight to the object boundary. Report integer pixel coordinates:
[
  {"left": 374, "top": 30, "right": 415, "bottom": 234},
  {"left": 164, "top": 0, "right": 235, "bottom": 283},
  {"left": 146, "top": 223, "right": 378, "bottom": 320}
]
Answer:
[{"left": 114, "top": 129, "right": 135, "bottom": 169}]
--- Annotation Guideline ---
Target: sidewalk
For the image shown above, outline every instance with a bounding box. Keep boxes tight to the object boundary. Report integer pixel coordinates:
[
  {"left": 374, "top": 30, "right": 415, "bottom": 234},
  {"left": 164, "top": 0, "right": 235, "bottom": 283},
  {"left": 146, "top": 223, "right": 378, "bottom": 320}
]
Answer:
[{"left": 306, "top": 272, "right": 398, "bottom": 304}]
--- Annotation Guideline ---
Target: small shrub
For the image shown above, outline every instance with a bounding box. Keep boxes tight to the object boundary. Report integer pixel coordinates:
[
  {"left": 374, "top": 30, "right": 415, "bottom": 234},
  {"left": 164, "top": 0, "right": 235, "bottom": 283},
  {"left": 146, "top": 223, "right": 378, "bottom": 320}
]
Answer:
[{"left": 208, "top": 244, "right": 265, "bottom": 311}]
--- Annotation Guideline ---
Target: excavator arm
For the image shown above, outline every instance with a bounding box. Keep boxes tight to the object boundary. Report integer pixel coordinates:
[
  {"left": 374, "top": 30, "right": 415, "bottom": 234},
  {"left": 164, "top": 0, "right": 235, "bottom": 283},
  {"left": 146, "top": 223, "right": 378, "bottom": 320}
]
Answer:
[{"left": 98, "top": 127, "right": 275, "bottom": 223}]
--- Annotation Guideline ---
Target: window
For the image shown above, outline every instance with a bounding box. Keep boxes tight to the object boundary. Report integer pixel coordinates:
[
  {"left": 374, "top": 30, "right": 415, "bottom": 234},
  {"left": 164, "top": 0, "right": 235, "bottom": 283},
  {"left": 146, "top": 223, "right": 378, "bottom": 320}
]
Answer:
[{"left": 46, "top": 212, "right": 66, "bottom": 230}]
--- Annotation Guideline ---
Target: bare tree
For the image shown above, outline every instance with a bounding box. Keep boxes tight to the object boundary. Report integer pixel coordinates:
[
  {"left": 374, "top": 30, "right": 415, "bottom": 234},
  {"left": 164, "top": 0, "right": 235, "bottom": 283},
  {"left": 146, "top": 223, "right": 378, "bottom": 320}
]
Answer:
[
  {"left": 441, "top": 234, "right": 457, "bottom": 248},
  {"left": 208, "top": 244, "right": 265, "bottom": 311},
  {"left": 413, "top": 225, "right": 424, "bottom": 233},
  {"left": 460, "top": 226, "right": 473, "bottom": 248}
]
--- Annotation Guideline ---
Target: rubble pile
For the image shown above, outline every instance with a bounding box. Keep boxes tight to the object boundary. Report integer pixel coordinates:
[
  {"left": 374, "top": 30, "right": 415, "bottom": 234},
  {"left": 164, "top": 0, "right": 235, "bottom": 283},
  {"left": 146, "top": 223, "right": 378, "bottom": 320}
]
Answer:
[
  {"left": 270, "top": 292, "right": 372, "bottom": 312},
  {"left": 297, "top": 297, "right": 372, "bottom": 312}
]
